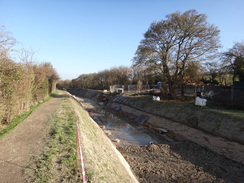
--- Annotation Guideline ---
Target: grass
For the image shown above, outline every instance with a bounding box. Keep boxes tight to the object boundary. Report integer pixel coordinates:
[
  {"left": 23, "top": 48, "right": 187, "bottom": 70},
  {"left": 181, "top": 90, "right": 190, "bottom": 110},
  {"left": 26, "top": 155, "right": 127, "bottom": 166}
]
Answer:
[
  {"left": 25, "top": 96, "right": 82, "bottom": 183},
  {"left": 0, "top": 96, "right": 52, "bottom": 139},
  {"left": 206, "top": 105, "right": 244, "bottom": 118},
  {"left": 126, "top": 93, "right": 244, "bottom": 119}
]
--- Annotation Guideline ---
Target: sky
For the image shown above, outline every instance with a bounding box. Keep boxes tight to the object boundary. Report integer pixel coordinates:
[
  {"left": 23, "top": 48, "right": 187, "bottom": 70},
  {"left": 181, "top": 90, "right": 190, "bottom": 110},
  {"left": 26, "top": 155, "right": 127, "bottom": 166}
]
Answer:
[{"left": 0, "top": 0, "right": 243, "bottom": 80}]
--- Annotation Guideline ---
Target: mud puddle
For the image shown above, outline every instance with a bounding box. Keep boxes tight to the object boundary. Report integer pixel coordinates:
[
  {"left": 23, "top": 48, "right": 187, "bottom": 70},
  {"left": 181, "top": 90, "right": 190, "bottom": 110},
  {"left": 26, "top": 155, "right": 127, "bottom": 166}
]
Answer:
[{"left": 90, "top": 108, "right": 167, "bottom": 146}]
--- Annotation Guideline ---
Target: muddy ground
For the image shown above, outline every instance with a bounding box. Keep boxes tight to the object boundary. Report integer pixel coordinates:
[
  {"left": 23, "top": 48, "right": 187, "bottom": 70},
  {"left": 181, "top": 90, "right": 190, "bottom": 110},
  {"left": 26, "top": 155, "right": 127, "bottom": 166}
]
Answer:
[
  {"left": 118, "top": 143, "right": 243, "bottom": 183},
  {"left": 76, "top": 95, "right": 244, "bottom": 183}
]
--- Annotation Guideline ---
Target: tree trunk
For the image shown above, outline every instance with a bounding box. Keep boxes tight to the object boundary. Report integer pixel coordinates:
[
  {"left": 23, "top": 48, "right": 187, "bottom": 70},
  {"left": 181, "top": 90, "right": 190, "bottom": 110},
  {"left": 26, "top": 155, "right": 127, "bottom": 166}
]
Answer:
[
  {"left": 168, "top": 79, "right": 176, "bottom": 99},
  {"left": 181, "top": 83, "right": 185, "bottom": 97}
]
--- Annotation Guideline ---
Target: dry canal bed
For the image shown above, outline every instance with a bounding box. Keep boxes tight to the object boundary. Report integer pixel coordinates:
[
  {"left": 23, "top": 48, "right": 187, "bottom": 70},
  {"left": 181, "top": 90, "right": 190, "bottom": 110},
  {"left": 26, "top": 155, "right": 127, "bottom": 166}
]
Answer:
[{"left": 76, "top": 96, "right": 244, "bottom": 183}]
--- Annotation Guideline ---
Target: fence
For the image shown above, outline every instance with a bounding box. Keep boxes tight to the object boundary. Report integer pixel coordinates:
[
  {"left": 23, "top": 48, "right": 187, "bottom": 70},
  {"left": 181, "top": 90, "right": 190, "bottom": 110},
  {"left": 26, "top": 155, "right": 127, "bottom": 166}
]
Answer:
[
  {"left": 110, "top": 84, "right": 244, "bottom": 109},
  {"left": 110, "top": 84, "right": 152, "bottom": 93},
  {"left": 127, "top": 85, "right": 151, "bottom": 93},
  {"left": 208, "top": 86, "right": 244, "bottom": 108}
]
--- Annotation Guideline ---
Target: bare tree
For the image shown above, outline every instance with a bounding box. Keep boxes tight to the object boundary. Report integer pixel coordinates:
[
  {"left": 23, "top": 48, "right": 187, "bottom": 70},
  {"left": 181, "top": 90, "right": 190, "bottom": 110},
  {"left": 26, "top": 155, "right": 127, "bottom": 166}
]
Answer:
[
  {"left": 70, "top": 66, "right": 132, "bottom": 90},
  {"left": 133, "top": 9, "right": 221, "bottom": 98},
  {"left": 0, "top": 26, "right": 16, "bottom": 57},
  {"left": 0, "top": 26, "right": 60, "bottom": 124},
  {"left": 222, "top": 42, "right": 244, "bottom": 82}
]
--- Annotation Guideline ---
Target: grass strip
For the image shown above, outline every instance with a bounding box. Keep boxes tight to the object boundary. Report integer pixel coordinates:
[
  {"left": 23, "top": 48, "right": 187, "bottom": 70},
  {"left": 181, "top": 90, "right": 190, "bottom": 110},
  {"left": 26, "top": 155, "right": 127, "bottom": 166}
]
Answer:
[
  {"left": 25, "top": 96, "right": 82, "bottom": 182},
  {"left": 206, "top": 105, "right": 244, "bottom": 118}
]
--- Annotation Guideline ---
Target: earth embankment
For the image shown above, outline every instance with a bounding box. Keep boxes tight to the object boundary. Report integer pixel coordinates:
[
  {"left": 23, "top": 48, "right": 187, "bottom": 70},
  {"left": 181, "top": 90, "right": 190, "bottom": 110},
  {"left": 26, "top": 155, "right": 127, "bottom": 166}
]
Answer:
[
  {"left": 68, "top": 89, "right": 244, "bottom": 182},
  {"left": 68, "top": 88, "right": 244, "bottom": 164},
  {"left": 109, "top": 95, "right": 244, "bottom": 145},
  {"left": 68, "top": 88, "right": 244, "bottom": 144},
  {"left": 70, "top": 95, "right": 139, "bottom": 182}
]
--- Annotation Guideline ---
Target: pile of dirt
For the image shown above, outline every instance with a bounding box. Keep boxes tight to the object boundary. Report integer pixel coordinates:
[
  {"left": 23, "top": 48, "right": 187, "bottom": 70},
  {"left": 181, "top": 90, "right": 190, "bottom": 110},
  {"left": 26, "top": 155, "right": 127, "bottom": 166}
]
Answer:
[{"left": 118, "top": 142, "right": 244, "bottom": 183}]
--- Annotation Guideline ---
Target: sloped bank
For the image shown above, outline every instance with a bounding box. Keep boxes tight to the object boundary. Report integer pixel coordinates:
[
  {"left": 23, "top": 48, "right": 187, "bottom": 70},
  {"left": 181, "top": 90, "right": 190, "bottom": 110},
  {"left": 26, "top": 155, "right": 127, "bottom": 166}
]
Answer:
[
  {"left": 68, "top": 89, "right": 244, "bottom": 164},
  {"left": 68, "top": 88, "right": 103, "bottom": 100},
  {"left": 69, "top": 94, "right": 139, "bottom": 183},
  {"left": 109, "top": 95, "right": 244, "bottom": 145}
]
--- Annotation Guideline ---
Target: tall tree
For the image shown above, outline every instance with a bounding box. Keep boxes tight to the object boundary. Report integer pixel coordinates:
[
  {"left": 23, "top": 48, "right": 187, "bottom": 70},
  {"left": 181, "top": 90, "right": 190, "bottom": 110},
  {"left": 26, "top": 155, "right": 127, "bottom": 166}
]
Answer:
[
  {"left": 133, "top": 9, "right": 220, "bottom": 98},
  {"left": 222, "top": 42, "right": 244, "bottom": 81}
]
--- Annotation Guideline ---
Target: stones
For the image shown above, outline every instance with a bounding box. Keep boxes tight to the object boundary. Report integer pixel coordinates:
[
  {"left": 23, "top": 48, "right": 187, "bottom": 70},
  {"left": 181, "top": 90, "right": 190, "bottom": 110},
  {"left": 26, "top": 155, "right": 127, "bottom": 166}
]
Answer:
[
  {"left": 134, "top": 115, "right": 149, "bottom": 125},
  {"left": 112, "top": 139, "right": 120, "bottom": 143}
]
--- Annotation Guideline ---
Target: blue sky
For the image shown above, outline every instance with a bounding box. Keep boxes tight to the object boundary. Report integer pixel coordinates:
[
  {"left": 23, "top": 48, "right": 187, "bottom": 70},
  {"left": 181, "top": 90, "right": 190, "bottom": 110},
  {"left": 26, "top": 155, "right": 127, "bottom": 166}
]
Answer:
[{"left": 1, "top": 0, "right": 243, "bottom": 80}]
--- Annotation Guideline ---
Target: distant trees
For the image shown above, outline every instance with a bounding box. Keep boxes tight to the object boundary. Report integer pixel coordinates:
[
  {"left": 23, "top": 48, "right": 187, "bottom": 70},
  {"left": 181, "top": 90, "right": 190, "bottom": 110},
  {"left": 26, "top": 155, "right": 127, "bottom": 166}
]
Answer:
[
  {"left": 133, "top": 9, "right": 221, "bottom": 98},
  {"left": 0, "top": 26, "right": 59, "bottom": 125},
  {"left": 67, "top": 66, "right": 132, "bottom": 90},
  {"left": 58, "top": 10, "right": 243, "bottom": 102}
]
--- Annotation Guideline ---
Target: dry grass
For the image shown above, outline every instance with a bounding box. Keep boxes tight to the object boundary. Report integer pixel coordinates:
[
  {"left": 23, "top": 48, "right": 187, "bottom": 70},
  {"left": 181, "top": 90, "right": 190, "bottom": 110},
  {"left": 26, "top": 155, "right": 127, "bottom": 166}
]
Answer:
[{"left": 25, "top": 96, "right": 82, "bottom": 182}]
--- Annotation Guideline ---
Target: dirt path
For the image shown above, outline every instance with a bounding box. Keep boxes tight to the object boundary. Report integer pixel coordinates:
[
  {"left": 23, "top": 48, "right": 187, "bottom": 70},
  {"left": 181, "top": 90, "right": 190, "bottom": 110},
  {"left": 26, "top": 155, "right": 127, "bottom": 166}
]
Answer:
[{"left": 0, "top": 95, "right": 61, "bottom": 183}]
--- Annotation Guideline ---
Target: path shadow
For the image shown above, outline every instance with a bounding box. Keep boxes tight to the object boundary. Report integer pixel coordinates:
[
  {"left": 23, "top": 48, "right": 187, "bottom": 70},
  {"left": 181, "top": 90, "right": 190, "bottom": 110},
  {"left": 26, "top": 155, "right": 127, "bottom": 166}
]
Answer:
[
  {"left": 0, "top": 158, "right": 36, "bottom": 170},
  {"left": 50, "top": 93, "right": 66, "bottom": 98}
]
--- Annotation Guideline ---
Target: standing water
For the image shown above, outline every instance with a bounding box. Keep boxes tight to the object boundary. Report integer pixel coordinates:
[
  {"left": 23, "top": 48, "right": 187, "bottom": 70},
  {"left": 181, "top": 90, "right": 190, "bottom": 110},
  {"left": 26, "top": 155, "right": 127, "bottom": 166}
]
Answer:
[{"left": 91, "top": 108, "right": 166, "bottom": 146}]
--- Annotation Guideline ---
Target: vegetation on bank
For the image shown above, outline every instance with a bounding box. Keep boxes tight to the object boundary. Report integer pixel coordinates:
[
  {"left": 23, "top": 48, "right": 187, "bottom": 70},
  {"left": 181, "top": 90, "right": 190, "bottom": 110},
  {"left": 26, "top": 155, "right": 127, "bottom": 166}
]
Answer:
[
  {"left": 25, "top": 95, "right": 82, "bottom": 182},
  {"left": 0, "top": 26, "right": 59, "bottom": 126},
  {"left": 0, "top": 96, "right": 51, "bottom": 139}
]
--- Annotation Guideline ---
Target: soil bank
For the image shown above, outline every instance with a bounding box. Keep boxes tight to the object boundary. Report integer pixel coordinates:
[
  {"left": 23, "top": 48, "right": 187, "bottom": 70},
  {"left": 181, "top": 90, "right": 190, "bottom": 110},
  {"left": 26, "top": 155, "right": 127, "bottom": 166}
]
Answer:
[
  {"left": 70, "top": 94, "right": 139, "bottom": 183},
  {"left": 68, "top": 88, "right": 244, "bottom": 164},
  {"left": 69, "top": 89, "right": 244, "bottom": 183}
]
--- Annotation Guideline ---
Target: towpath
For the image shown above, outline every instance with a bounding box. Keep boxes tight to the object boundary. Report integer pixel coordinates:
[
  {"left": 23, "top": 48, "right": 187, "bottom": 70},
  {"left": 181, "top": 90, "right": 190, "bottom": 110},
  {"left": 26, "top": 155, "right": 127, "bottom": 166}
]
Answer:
[{"left": 0, "top": 95, "right": 61, "bottom": 183}]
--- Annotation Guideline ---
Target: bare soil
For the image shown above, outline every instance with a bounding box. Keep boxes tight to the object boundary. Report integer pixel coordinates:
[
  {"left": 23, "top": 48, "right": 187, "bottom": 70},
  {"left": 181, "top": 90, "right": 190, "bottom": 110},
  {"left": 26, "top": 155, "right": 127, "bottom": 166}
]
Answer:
[
  {"left": 118, "top": 142, "right": 244, "bottom": 183},
  {"left": 0, "top": 96, "right": 61, "bottom": 183},
  {"left": 76, "top": 95, "right": 244, "bottom": 183}
]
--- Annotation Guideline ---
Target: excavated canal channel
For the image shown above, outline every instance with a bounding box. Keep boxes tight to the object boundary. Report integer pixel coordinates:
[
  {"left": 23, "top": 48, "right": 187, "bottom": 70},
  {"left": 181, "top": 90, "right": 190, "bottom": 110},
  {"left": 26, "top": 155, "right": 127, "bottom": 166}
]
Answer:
[{"left": 72, "top": 95, "right": 244, "bottom": 183}]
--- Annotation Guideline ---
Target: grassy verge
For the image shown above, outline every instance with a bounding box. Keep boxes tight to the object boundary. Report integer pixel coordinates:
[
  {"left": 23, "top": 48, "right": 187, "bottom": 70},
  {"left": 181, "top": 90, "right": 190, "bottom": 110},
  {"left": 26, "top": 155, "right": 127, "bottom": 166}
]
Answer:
[
  {"left": 206, "top": 104, "right": 244, "bottom": 118},
  {"left": 0, "top": 96, "right": 52, "bottom": 139},
  {"left": 25, "top": 96, "right": 82, "bottom": 182},
  {"left": 124, "top": 94, "right": 244, "bottom": 119}
]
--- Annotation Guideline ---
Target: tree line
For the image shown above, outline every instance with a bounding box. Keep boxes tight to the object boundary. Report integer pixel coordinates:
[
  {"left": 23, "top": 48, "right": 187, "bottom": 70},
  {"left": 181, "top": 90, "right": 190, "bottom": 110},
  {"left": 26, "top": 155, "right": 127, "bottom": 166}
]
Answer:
[
  {"left": 59, "top": 10, "right": 244, "bottom": 99},
  {"left": 0, "top": 26, "right": 59, "bottom": 125}
]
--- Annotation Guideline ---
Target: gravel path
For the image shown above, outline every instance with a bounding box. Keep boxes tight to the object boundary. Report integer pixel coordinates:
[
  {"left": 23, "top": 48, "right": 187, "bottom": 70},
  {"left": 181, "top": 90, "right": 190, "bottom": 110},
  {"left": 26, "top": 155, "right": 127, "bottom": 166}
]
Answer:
[{"left": 0, "top": 96, "right": 61, "bottom": 183}]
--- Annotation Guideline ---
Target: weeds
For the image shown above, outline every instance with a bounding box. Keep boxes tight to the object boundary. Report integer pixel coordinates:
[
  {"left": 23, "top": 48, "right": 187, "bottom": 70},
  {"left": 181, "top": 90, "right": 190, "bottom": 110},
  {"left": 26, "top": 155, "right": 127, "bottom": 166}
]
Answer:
[{"left": 25, "top": 97, "right": 82, "bottom": 182}]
